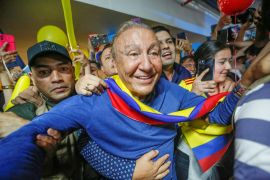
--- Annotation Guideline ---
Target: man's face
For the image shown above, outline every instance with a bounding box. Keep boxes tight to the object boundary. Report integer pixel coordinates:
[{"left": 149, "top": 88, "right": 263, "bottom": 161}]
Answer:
[
  {"left": 30, "top": 56, "right": 75, "bottom": 103},
  {"left": 100, "top": 47, "right": 117, "bottom": 76},
  {"left": 155, "top": 31, "right": 176, "bottom": 66},
  {"left": 114, "top": 27, "right": 162, "bottom": 99}
]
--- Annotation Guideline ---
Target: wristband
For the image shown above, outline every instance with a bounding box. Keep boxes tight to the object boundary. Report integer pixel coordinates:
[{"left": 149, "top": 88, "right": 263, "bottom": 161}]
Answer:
[
  {"left": 1, "top": 85, "right": 14, "bottom": 89},
  {"left": 233, "top": 83, "right": 249, "bottom": 97}
]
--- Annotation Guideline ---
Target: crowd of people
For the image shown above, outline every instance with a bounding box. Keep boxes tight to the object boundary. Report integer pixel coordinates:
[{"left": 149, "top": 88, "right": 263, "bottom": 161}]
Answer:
[{"left": 0, "top": 0, "right": 269, "bottom": 179}]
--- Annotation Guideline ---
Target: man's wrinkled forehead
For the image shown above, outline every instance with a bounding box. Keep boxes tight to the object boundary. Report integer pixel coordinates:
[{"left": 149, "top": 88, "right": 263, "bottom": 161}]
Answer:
[{"left": 116, "top": 27, "right": 159, "bottom": 50}]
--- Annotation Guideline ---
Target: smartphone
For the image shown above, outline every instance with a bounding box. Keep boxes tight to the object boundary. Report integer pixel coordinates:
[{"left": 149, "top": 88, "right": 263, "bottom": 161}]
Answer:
[
  {"left": 177, "top": 32, "right": 187, "bottom": 40},
  {"left": 244, "top": 27, "right": 256, "bottom": 41},
  {"left": 197, "top": 59, "right": 214, "bottom": 81},
  {"left": 89, "top": 34, "right": 109, "bottom": 48},
  {"left": 0, "top": 34, "right": 16, "bottom": 52},
  {"left": 217, "top": 29, "right": 228, "bottom": 44}
]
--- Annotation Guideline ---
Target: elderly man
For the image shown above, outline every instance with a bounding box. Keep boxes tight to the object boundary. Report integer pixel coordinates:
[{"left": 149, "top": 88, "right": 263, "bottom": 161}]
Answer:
[
  {"left": 0, "top": 21, "right": 264, "bottom": 179},
  {"left": 0, "top": 40, "right": 169, "bottom": 180}
]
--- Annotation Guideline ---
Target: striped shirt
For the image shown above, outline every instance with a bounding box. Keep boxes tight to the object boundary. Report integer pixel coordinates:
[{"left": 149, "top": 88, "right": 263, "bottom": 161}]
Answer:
[{"left": 234, "top": 79, "right": 270, "bottom": 179}]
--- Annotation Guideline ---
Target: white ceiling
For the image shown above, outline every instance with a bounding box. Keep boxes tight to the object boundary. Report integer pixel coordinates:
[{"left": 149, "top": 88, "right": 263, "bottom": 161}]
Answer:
[{"left": 0, "top": 0, "right": 206, "bottom": 61}]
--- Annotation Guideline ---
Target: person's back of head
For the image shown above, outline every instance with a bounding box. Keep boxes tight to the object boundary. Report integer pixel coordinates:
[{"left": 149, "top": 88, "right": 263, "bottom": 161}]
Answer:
[
  {"left": 152, "top": 26, "right": 172, "bottom": 37},
  {"left": 262, "top": 0, "right": 270, "bottom": 31}
]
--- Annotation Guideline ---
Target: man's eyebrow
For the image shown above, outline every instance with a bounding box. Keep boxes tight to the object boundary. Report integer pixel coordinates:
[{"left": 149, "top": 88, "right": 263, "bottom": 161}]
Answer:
[
  {"left": 124, "top": 44, "right": 139, "bottom": 50},
  {"left": 158, "top": 37, "right": 172, "bottom": 43},
  {"left": 148, "top": 42, "right": 160, "bottom": 50},
  {"left": 34, "top": 62, "right": 70, "bottom": 68}
]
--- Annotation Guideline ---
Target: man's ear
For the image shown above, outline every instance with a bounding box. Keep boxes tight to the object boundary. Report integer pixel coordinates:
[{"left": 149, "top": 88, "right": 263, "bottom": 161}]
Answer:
[{"left": 71, "top": 65, "right": 76, "bottom": 79}]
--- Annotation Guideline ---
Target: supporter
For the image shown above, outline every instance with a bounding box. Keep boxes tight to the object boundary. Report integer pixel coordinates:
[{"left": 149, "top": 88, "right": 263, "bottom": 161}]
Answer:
[
  {"left": 0, "top": 42, "right": 18, "bottom": 110},
  {"left": 176, "top": 40, "right": 237, "bottom": 180},
  {"left": 180, "top": 55, "right": 196, "bottom": 77},
  {"left": 0, "top": 21, "right": 266, "bottom": 180},
  {"left": 96, "top": 43, "right": 117, "bottom": 77},
  {"left": 1, "top": 40, "right": 82, "bottom": 179},
  {"left": 234, "top": 0, "right": 270, "bottom": 178},
  {"left": 152, "top": 26, "right": 192, "bottom": 83}
]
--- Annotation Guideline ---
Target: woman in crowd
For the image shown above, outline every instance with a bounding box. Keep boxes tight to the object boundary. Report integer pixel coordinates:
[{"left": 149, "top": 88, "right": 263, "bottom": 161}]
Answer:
[{"left": 176, "top": 40, "right": 237, "bottom": 180}]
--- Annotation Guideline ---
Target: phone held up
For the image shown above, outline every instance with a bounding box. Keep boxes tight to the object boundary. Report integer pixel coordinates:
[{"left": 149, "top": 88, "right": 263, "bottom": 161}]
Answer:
[
  {"left": 177, "top": 32, "right": 187, "bottom": 40},
  {"left": 89, "top": 34, "right": 109, "bottom": 49},
  {"left": 0, "top": 34, "right": 16, "bottom": 52},
  {"left": 197, "top": 59, "right": 214, "bottom": 81}
]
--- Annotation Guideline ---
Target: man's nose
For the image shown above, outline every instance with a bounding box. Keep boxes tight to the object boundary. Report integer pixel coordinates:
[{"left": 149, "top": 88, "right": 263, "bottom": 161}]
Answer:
[
  {"left": 51, "top": 70, "right": 63, "bottom": 82},
  {"left": 161, "top": 41, "right": 169, "bottom": 50},
  {"left": 139, "top": 53, "right": 153, "bottom": 72}
]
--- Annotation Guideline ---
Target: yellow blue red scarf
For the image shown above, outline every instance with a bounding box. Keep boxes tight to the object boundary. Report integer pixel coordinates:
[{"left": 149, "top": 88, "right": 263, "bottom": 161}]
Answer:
[{"left": 105, "top": 75, "right": 228, "bottom": 125}]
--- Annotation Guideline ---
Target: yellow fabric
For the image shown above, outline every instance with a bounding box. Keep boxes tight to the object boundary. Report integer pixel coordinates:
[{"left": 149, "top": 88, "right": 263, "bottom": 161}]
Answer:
[
  {"left": 178, "top": 78, "right": 232, "bottom": 148},
  {"left": 170, "top": 107, "right": 195, "bottom": 117},
  {"left": 178, "top": 77, "right": 195, "bottom": 91},
  {"left": 113, "top": 75, "right": 161, "bottom": 114}
]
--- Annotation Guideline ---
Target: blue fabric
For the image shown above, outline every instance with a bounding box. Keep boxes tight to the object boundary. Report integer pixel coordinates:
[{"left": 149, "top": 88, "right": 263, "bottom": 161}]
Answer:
[
  {"left": 236, "top": 118, "right": 270, "bottom": 146},
  {"left": 78, "top": 130, "right": 135, "bottom": 179},
  {"left": 162, "top": 63, "right": 192, "bottom": 84},
  {"left": 208, "top": 91, "right": 239, "bottom": 125},
  {"left": 234, "top": 160, "right": 270, "bottom": 180},
  {"left": 0, "top": 77, "right": 235, "bottom": 179}
]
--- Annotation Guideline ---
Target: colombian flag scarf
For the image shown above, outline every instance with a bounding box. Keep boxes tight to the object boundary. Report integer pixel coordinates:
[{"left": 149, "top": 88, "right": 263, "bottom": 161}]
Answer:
[
  {"left": 106, "top": 75, "right": 231, "bottom": 172},
  {"left": 105, "top": 75, "right": 229, "bottom": 125}
]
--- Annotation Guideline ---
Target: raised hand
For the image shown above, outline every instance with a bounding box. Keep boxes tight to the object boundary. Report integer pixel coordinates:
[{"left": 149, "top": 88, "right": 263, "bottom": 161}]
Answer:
[
  {"left": 75, "top": 74, "right": 107, "bottom": 96},
  {"left": 191, "top": 68, "right": 217, "bottom": 96},
  {"left": 11, "top": 86, "right": 43, "bottom": 107}
]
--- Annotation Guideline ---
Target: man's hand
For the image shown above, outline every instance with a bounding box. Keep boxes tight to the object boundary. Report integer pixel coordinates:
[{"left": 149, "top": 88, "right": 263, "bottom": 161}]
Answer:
[
  {"left": 191, "top": 69, "right": 217, "bottom": 96},
  {"left": 11, "top": 86, "right": 43, "bottom": 107},
  {"left": 241, "top": 42, "right": 270, "bottom": 87},
  {"left": 0, "top": 42, "right": 18, "bottom": 72},
  {"left": 0, "top": 112, "right": 28, "bottom": 138},
  {"left": 176, "top": 39, "right": 192, "bottom": 53},
  {"left": 75, "top": 74, "right": 107, "bottom": 96},
  {"left": 36, "top": 128, "right": 62, "bottom": 159},
  {"left": 132, "top": 150, "right": 171, "bottom": 180}
]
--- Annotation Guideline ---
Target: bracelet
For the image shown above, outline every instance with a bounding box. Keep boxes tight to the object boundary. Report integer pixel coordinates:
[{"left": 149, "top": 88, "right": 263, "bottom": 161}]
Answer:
[
  {"left": 233, "top": 83, "right": 249, "bottom": 97},
  {"left": 1, "top": 85, "right": 14, "bottom": 89}
]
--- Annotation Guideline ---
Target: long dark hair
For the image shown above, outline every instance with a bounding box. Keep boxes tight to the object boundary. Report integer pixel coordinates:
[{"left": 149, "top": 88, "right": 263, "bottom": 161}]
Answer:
[{"left": 194, "top": 40, "right": 231, "bottom": 73}]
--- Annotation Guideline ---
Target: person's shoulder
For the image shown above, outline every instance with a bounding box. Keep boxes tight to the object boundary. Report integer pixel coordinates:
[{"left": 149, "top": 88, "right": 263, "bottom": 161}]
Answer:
[
  {"left": 238, "top": 81, "right": 270, "bottom": 107},
  {"left": 158, "top": 77, "right": 189, "bottom": 94},
  {"left": 8, "top": 102, "right": 36, "bottom": 112},
  {"left": 8, "top": 102, "right": 36, "bottom": 120}
]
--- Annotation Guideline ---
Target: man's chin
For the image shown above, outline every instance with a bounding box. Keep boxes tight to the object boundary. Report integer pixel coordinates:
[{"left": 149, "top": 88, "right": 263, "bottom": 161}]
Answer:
[
  {"left": 162, "top": 60, "right": 174, "bottom": 67},
  {"left": 50, "top": 92, "right": 71, "bottom": 103}
]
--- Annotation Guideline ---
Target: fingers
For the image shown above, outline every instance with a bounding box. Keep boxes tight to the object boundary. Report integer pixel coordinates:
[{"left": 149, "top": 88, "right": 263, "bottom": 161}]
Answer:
[
  {"left": 154, "top": 169, "right": 170, "bottom": 179},
  {"left": 153, "top": 154, "right": 170, "bottom": 179},
  {"left": 47, "top": 128, "right": 62, "bottom": 141},
  {"left": 36, "top": 134, "right": 58, "bottom": 147},
  {"left": 154, "top": 153, "right": 169, "bottom": 168},
  {"left": 85, "top": 84, "right": 102, "bottom": 95},
  {"left": 76, "top": 74, "right": 106, "bottom": 95},
  {"left": 100, "top": 79, "right": 108, "bottom": 89},
  {"left": 196, "top": 68, "right": 209, "bottom": 81},
  {"left": 141, "top": 150, "right": 159, "bottom": 161}
]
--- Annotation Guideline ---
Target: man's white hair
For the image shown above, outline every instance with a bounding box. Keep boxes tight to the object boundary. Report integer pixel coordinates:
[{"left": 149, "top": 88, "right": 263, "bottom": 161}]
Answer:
[{"left": 111, "top": 20, "right": 153, "bottom": 59}]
